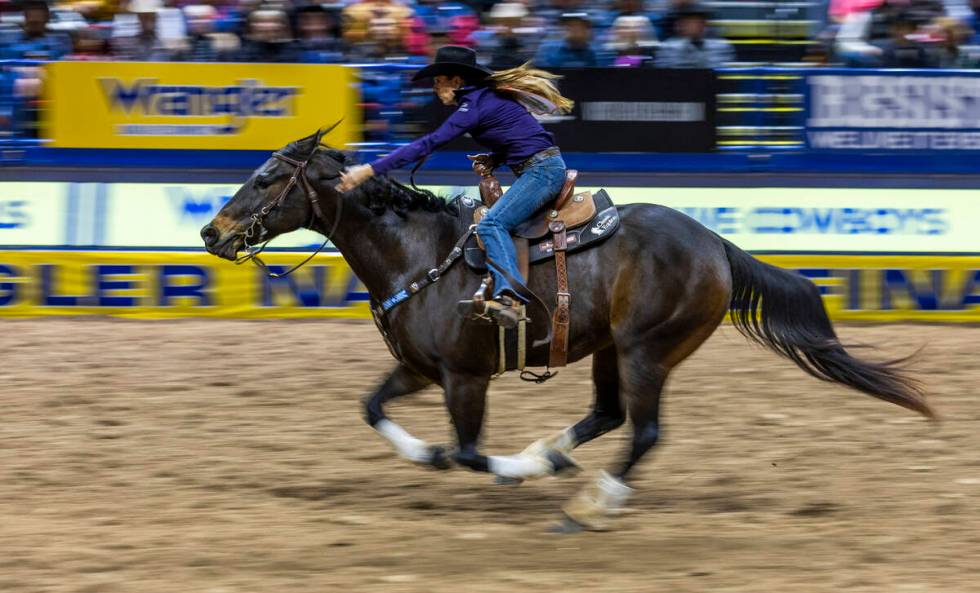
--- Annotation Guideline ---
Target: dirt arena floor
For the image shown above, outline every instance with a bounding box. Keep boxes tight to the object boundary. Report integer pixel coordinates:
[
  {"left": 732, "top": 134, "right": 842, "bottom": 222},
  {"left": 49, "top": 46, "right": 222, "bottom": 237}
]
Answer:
[{"left": 1, "top": 319, "right": 978, "bottom": 593}]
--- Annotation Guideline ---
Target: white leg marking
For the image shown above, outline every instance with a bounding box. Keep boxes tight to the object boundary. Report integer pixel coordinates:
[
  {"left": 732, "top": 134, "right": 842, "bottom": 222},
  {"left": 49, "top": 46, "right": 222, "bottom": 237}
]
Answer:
[
  {"left": 488, "top": 453, "right": 552, "bottom": 480},
  {"left": 522, "top": 427, "right": 576, "bottom": 456},
  {"left": 374, "top": 419, "right": 431, "bottom": 463},
  {"left": 594, "top": 470, "right": 633, "bottom": 513},
  {"left": 487, "top": 428, "right": 580, "bottom": 480},
  {"left": 562, "top": 470, "right": 634, "bottom": 530}
]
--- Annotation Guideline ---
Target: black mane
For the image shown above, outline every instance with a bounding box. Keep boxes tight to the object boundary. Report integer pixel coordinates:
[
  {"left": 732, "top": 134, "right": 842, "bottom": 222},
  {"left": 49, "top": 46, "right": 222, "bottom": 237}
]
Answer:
[
  {"left": 360, "top": 176, "right": 459, "bottom": 219},
  {"left": 289, "top": 135, "right": 459, "bottom": 219}
]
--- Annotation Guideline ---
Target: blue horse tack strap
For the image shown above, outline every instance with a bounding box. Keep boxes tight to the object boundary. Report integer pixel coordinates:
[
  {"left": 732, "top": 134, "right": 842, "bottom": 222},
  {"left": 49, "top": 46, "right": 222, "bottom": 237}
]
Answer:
[
  {"left": 381, "top": 289, "right": 410, "bottom": 313},
  {"left": 374, "top": 225, "right": 476, "bottom": 318}
]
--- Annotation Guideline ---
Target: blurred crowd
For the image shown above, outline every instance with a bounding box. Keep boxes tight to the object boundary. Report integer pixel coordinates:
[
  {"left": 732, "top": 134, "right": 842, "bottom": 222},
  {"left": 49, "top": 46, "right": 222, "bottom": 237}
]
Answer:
[{"left": 0, "top": 0, "right": 975, "bottom": 69}]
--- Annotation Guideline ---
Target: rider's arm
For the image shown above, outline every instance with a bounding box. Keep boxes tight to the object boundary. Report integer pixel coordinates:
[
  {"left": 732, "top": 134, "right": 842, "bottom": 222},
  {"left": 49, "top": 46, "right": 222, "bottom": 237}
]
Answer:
[{"left": 369, "top": 96, "right": 480, "bottom": 176}]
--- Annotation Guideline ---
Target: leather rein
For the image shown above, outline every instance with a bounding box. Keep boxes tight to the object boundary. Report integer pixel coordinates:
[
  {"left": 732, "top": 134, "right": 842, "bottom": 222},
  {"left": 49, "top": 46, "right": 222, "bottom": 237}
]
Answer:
[{"left": 235, "top": 148, "right": 340, "bottom": 279}]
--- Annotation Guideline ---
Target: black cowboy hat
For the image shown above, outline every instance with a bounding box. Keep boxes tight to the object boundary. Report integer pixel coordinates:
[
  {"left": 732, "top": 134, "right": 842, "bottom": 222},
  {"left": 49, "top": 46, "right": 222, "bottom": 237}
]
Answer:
[
  {"left": 411, "top": 45, "right": 494, "bottom": 84},
  {"left": 674, "top": 3, "right": 713, "bottom": 19}
]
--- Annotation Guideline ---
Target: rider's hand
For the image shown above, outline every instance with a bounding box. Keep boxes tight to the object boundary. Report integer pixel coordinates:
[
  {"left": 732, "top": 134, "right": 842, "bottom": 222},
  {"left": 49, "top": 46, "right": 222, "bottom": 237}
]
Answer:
[
  {"left": 337, "top": 164, "right": 375, "bottom": 193},
  {"left": 467, "top": 153, "right": 495, "bottom": 176}
]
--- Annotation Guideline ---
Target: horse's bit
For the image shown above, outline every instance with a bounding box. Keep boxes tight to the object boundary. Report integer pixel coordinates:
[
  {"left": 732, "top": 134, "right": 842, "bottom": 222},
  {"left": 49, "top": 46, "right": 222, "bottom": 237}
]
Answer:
[{"left": 235, "top": 148, "right": 339, "bottom": 279}]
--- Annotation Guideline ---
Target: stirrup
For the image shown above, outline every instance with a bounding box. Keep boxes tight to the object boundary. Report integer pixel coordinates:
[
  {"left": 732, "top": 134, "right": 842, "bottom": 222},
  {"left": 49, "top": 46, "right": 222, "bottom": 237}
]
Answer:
[{"left": 456, "top": 296, "right": 524, "bottom": 329}]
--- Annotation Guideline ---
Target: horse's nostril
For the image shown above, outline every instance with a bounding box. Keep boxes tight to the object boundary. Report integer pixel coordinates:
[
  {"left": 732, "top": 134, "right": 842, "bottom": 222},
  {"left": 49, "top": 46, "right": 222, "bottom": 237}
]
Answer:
[{"left": 201, "top": 224, "right": 219, "bottom": 245}]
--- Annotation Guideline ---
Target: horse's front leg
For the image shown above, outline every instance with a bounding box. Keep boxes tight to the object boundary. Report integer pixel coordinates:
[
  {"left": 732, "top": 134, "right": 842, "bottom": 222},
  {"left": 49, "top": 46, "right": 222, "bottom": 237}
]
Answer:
[
  {"left": 442, "top": 370, "right": 577, "bottom": 480},
  {"left": 364, "top": 363, "right": 450, "bottom": 469}
]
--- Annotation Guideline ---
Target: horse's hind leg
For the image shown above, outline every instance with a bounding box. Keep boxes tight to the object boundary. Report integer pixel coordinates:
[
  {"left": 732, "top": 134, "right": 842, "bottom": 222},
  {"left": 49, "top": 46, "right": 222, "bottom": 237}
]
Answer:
[
  {"left": 364, "top": 363, "right": 449, "bottom": 469},
  {"left": 560, "top": 346, "right": 669, "bottom": 531}
]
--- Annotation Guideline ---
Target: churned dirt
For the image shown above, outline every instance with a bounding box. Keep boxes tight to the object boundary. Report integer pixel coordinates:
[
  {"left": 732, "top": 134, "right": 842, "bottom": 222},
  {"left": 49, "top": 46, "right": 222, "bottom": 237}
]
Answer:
[{"left": 0, "top": 319, "right": 978, "bottom": 593}]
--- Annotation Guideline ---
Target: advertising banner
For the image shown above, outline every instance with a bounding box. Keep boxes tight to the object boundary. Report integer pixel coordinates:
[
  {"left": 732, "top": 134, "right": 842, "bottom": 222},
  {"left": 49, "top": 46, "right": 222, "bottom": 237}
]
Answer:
[
  {"left": 601, "top": 186, "right": 979, "bottom": 254},
  {"left": 806, "top": 72, "right": 980, "bottom": 151},
  {"left": 427, "top": 68, "right": 717, "bottom": 153},
  {"left": 0, "top": 183, "right": 66, "bottom": 246},
  {"left": 1, "top": 182, "right": 979, "bottom": 253},
  {"left": 549, "top": 68, "right": 717, "bottom": 152},
  {"left": 0, "top": 251, "right": 369, "bottom": 319},
  {"left": 43, "top": 62, "right": 361, "bottom": 150},
  {"left": 104, "top": 182, "right": 325, "bottom": 248},
  {"left": 1, "top": 251, "right": 978, "bottom": 321}
]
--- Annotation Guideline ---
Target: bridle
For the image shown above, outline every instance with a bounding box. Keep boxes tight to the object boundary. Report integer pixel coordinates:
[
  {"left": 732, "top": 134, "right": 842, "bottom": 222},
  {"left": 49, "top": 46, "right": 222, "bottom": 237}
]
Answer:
[{"left": 235, "top": 146, "right": 341, "bottom": 279}]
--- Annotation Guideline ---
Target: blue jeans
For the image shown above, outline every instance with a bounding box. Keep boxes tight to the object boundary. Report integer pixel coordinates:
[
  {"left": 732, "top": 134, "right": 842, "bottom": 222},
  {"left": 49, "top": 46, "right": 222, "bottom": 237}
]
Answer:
[{"left": 476, "top": 153, "right": 567, "bottom": 303}]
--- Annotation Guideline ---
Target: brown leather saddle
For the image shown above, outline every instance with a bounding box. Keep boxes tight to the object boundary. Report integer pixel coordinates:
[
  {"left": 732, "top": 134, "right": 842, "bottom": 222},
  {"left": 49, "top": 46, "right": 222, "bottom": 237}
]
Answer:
[{"left": 462, "top": 168, "right": 621, "bottom": 370}]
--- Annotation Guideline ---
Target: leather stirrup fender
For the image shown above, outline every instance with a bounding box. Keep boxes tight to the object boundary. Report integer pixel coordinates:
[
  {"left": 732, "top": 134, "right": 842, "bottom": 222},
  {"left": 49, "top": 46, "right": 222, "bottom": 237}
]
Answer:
[{"left": 548, "top": 220, "right": 570, "bottom": 368}]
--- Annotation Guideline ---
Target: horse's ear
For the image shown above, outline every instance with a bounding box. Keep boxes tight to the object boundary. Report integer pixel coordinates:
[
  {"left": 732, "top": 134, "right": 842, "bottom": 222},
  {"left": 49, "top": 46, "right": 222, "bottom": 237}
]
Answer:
[{"left": 313, "top": 119, "right": 344, "bottom": 148}]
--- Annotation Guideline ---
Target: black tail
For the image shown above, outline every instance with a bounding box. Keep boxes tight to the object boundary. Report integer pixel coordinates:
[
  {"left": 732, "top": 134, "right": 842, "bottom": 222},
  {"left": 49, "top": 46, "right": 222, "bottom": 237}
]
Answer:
[{"left": 721, "top": 239, "right": 935, "bottom": 419}]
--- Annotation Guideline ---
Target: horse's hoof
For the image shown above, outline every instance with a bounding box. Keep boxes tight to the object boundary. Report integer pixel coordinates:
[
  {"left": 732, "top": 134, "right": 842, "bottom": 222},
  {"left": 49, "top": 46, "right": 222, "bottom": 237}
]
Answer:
[
  {"left": 545, "top": 449, "right": 582, "bottom": 478},
  {"left": 427, "top": 445, "right": 452, "bottom": 470},
  {"left": 548, "top": 516, "right": 586, "bottom": 534},
  {"left": 494, "top": 475, "right": 524, "bottom": 486}
]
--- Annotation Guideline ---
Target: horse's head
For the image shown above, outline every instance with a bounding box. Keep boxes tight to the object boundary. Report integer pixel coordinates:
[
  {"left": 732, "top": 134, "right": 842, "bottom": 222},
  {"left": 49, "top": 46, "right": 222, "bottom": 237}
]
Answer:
[{"left": 201, "top": 125, "right": 347, "bottom": 260}]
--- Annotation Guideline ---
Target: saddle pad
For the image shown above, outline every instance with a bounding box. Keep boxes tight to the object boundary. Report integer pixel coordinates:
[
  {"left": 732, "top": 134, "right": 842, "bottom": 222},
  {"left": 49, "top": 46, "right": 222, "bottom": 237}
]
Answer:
[{"left": 463, "top": 189, "right": 620, "bottom": 271}]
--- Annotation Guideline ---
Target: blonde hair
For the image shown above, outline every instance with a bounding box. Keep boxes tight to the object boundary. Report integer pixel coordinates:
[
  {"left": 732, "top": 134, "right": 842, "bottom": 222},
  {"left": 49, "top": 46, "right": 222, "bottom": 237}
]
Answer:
[{"left": 486, "top": 62, "right": 574, "bottom": 115}]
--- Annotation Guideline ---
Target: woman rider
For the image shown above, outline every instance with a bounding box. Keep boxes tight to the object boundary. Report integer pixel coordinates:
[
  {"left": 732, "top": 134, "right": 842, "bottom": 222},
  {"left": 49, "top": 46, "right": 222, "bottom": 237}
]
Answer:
[{"left": 337, "top": 45, "right": 573, "bottom": 327}]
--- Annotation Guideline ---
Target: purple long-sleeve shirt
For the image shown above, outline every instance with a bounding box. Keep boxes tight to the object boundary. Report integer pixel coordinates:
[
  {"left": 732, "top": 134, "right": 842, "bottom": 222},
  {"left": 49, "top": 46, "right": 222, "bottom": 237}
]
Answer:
[{"left": 369, "top": 86, "right": 556, "bottom": 175}]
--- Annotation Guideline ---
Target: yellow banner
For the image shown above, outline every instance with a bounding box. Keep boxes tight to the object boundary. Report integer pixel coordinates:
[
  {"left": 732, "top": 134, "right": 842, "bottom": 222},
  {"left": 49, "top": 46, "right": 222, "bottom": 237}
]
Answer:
[
  {"left": 0, "top": 251, "right": 370, "bottom": 319},
  {"left": 43, "top": 62, "right": 361, "bottom": 150},
  {"left": 0, "top": 251, "right": 978, "bottom": 321}
]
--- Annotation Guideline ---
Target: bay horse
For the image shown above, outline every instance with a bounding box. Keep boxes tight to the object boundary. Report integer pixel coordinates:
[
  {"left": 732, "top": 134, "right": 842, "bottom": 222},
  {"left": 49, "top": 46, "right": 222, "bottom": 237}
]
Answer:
[{"left": 201, "top": 129, "right": 934, "bottom": 531}]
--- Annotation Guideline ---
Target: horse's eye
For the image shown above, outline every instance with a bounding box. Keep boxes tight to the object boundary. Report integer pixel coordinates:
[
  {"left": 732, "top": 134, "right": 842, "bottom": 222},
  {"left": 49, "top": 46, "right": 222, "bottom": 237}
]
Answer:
[{"left": 255, "top": 174, "right": 273, "bottom": 189}]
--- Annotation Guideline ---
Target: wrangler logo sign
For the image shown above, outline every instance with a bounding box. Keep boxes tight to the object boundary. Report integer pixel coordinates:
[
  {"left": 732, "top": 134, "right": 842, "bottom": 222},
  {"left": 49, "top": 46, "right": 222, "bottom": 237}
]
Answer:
[{"left": 45, "top": 62, "right": 360, "bottom": 149}]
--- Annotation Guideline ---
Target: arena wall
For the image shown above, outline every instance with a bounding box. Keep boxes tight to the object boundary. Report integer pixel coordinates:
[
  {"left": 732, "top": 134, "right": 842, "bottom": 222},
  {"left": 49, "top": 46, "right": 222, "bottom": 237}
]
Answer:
[{"left": 1, "top": 180, "right": 978, "bottom": 321}]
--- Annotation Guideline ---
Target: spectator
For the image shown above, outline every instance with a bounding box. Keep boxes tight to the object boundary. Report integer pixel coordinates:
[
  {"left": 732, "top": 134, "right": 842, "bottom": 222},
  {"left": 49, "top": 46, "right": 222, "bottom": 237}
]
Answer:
[
  {"left": 342, "top": 0, "right": 413, "bottom": 46},
  {"left": 655, "top": 4, "right": 734, "bottom": 68},
  {"left": 413, "top": 0, "right": 475, "bottom": 39},
  {"left": 828, "top": 0, "right": 884, "bottom": 23},
  {"left": 657, "top": 0, "right": 698, "bottom": 41},
  {"left": 113, "top": 0, "right": 170, "bottom": 61},
  {"left": 66, "top": 26, "right": 112, "bottom": 59},
  {"left": 405, "top": 14, "right": 432, "bottom": 56},
  {"left": 155, "top": 0, "right": 188, "bottom": 49},
  {"left": 294, "top": 4, "right": 343, "bottom": 63},
  {"left": 171, "top": 4, "right": 237, "bottom": 61},
  {"left": 609, "top": 0, "right": 659, "bottom": 37},
  {"left": 237, "top": 8, "right": 299, "bottom": 62},
  {"left": 534, "top": 12, "right": 608, "bottom": 67},
  {"left": 537, "top": 0, "right": 613, "bottom": 30},
  {"left": 879, "top": 10, "right": 934, "bottom": 66},
  {"left": 348, "top": 14, "right": 424, "bottom": 63},
  {"left": 2, "top": 0, "right": 70, "bottom": 139},
  {"left": 1, "top": 0, "right": 71, "bottom": 60},
  {"left": 605, "top": 14, "right": 657, "bottom": 66},
  {"left": 479, "top": 2, "right": 537, "bottom": 70},
  {"left": 833, "top": 7, "right": 885, "bottom": 64},
  {"left": 965, "top": 0, "right": 980, "bottom": 43},
  {"left": 834, "top": 0, "right": 945, "bottom": 66},
  {"left": 934, "top": 16, "right": 979, "bottom": 67}
]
